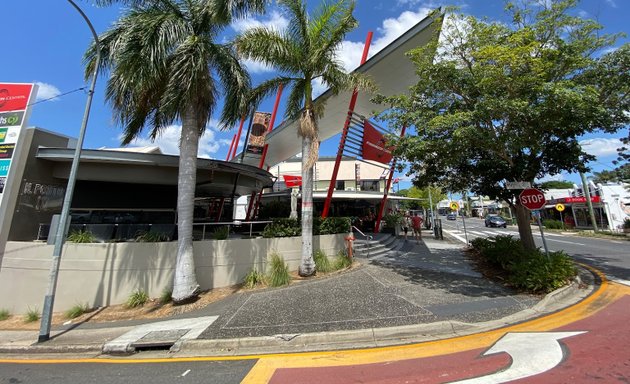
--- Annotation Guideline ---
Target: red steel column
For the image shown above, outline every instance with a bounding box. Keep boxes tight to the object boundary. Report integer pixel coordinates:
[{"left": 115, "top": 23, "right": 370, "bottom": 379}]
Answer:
[
  {"left": 230, "top": 116, "right": 246, "bottom": 160},
  {"left": 322, "top": 31, "right": 373, "bottom": 218},
  {"left": 247, "top": 84, "right": 284, "bottom": 220},
  {"left": 374, "top": 125, "right": 407, "bottom": 233},
  {"left": 226, "top": 134, "right": 237, "bottom": 161}
]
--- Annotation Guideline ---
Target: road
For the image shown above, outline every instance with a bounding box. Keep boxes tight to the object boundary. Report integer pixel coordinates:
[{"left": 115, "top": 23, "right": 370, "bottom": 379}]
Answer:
[{"left": 439, "top": 216, "right": 630, "bottom": 281}]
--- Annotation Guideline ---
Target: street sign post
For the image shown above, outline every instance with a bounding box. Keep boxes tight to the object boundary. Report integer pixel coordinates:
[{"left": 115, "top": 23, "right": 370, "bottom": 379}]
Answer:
[
  {"left": 519, "top": 188, "right": 550, "bottom": 259},
  {"left": 556, "top": 204, "right": 565, "bottom": 230}
]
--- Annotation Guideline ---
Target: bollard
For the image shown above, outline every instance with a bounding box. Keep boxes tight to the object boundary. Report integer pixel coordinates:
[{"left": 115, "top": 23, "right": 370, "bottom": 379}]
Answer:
[{"left": 345, "top": 232, "right": 355, "bottom": 259}]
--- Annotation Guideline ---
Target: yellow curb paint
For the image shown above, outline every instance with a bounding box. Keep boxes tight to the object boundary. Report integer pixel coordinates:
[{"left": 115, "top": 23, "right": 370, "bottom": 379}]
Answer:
[{"left": 1, "top": 265, "right": 627, "bottom": 383}]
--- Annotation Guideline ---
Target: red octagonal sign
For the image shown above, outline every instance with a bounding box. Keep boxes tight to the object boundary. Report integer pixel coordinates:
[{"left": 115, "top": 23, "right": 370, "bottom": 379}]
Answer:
[{"left": 519, "top": 188, "right": 546, "bottom": 210}]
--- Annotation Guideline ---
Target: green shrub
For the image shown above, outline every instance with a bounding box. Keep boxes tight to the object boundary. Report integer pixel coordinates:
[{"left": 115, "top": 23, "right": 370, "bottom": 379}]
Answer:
[
  {"left": 267, "top": 252, "right": 291, "bottom": 287},
  {"left": 319, "top": 217, "right": 351, "bottom": 235},
  {"left": 333, "top": 249, "right": 352, "bottom": 270},
  {"left": 243, "top": 268, "right": 265, "bottom": 289},
  {"left": 67, "top": 230, "right": 95, "bottom": 243},
  {"left": 126, "top": 290, "right": 149, "bottom": 308},
  {"left": 624, "top": 217, "right": 630, "bottom": 229},
  {"left": 543, "top": 219, "right": 564, "bottom": 230},
  {"left": 508, "top": 251, "right": 577, "bottom": 293},
  {"left": 211, "top": 226, "right": 229, "bottom": 240},
  {"left": 472, "top": 235, "right": 577, "bottom": 293},
  {"left": 136, "top": 231, "right": 170, "bottom": 242},
  {"left": 159, "top": 288, "right": 172, "bottom": 304},
  {"left": 262, "top": 218, "right": 301, "bottom": 238},
  {"left": 64, "top": 303, "right": 90, "bottom": 319},
  {"left": 0, "top": 309, "right": 10, "bottom": 321},
  {"left": 383, "top": 212, "right": 404, "bottom": 228},
  {"left": 314, "top": 250, "right": 333, "bottom": 273},
  {"left": 24, "top": 307, "right": 40, "bottom": 323}
]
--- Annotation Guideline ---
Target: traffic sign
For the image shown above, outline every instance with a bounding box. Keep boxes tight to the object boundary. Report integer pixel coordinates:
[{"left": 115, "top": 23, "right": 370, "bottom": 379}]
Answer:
[
  {"left": 450, "top": 202, "right": 459, "bottom": 211},
  {"left": 555, "top": 203, "right": 565, "bottom": 212},
  {"left": 519, "top": 188, "right": 546, "bottom": 210}
]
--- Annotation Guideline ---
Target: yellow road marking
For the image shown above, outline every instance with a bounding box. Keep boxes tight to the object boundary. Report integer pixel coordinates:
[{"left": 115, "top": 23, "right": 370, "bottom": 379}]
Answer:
[{"left": 1, "top": 265, "right": 628, "bottom": 384}]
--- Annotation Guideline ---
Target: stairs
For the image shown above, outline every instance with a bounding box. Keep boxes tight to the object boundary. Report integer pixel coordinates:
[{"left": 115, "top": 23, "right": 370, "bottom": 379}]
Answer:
[{"left": 352, "top": 233, "right": 404, "bottom": 259}]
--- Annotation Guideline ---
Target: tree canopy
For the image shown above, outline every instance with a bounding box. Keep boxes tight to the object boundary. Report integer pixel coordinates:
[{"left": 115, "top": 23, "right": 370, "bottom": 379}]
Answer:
[
  {"left": 375, "top": 0, "right": 630, "bottom": 249},
  {"left": 538, "top": 180, "right": 575, "bottom": 190}
]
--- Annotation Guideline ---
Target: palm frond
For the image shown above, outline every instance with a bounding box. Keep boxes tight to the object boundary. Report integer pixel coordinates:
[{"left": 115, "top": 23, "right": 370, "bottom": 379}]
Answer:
[
  {"left": 248, "top": 77, "right": 294, "bottom": 117},
  {"left": 285, "top": 79, "right": 307, "bottom": 119},
  {"left": 235, "top": 29, "right": 302, "bottom": 74},
  {"left": 280, "top": 0, "right": 310, "bottom": 52}
]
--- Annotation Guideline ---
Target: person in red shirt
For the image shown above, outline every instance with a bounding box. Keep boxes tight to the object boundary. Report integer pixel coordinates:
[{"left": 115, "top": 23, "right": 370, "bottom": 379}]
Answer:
[{"left": 411, "top": 212, "right": 423, "bottom": 243}]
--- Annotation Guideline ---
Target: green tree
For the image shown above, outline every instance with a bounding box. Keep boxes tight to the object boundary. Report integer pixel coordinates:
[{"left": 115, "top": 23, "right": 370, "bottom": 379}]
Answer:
[
  {"left": 375, "top": 0, "right": 630, "bottom": 250},
  {"left": 538, "top": 180, "right": 574, "bottom": 190},
  {"left": 398, "top": 186, "right": 446, "bottom": 210},
  {"left": 592, "top": 164, "right": 630, "bottom": 184},
  {"left": 235, "top": 0, "right": 373, "bottom": 276},
  {"left": 85, "top": 0, "right": 266, "bottom": 302}
]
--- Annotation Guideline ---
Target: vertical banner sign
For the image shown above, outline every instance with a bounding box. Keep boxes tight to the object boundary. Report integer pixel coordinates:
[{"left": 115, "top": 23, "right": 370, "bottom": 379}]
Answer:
[
  {"left": 361, "top": 121, "right": 393, "bottom": 164},
  {"left": 0, "top": 83, "right": 37, "bottom": 198},
  {"left": 246, "top": 112, "right": 271, "bottom": 155}
]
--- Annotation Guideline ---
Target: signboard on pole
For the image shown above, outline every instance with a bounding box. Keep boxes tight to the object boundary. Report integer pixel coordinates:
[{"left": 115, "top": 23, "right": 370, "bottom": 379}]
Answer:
[
  {"left": 519, "top": 188, "right": 546, "bottom": 210},
  {"left": 245, "top": 111, "right": 271, "bottom": 155},
  {"left": 555, "top": 203, "right": 565, "bottom": 212},
  {"left": 0, "top": 83, "right": 37, "bottom": 206},
  {"left": 450, "top": 201, "right": 460, "bottom": 211}
]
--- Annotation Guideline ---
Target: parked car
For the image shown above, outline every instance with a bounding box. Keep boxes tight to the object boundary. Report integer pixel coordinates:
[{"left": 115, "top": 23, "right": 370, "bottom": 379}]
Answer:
[
  {"left": 485, "top": 215, "right": 507, "bottom": 228},
  {"left": 446, "top": 213, "right": 457, "bottom": 220}
]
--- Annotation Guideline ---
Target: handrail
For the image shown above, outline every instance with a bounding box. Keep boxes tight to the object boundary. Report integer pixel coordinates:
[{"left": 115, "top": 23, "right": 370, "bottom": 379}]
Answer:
[{"left": 351, "top": 225, "right": 373, "bottom": 258}]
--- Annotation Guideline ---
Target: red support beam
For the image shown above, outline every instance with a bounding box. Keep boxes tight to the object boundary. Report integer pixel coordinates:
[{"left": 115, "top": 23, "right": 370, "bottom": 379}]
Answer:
[
  {"left": 226, "top": 134, "right": 237, "bottom": 161},
  {"left": 256, "top": 84, "right": 284, "bottom": 170},
  {"left": 374, "top": 125, "right": 407, "bottom": 233},
  {"left": 322, "top": 31, "right": 373, "bottom": 218},
  {"left": 230, "top": 116, "right": 246, "bottom": 160}
]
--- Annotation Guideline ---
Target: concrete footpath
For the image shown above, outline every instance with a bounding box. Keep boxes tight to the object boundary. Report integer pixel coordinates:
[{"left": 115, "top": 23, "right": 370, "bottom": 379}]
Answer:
[{"left": 0, "top": 234, "right": 597, "bottom": 357}]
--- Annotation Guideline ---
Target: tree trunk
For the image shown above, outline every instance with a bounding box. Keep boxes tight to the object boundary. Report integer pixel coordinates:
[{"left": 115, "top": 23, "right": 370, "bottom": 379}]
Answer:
[
  {"left": 299, "top": 135, "right": 315, "bottom": 277},
  {"left": 514, "top": 203, "right": 536, "bottom": 251},
  {"left": 172, "top": 110, "right": 201, "bottom": 302}
]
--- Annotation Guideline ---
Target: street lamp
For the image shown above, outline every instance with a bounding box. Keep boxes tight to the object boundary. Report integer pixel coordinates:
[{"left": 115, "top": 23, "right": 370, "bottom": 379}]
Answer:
[{"left": 38, "top": 0, "right": 101, "bottom": 342}]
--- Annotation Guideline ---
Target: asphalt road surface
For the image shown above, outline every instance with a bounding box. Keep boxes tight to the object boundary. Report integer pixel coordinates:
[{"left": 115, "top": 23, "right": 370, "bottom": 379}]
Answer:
[{"left": 440, "top": 216, "right": 630, "bottom": 281}]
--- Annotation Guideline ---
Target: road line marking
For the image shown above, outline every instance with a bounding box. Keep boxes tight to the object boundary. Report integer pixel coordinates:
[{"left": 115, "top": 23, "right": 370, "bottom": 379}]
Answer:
[{"left": 181, "top": 369, "right": 191, "bottom": 377}]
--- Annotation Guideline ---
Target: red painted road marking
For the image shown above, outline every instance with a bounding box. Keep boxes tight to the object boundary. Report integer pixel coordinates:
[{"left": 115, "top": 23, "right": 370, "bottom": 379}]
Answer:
[{"left": 270, "top": 295, "right": 630, "bottom": 383}]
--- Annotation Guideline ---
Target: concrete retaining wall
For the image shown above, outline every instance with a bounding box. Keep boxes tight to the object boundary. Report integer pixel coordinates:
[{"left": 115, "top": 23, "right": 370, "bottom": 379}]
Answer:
[{"left": 0, "top": 234, "right": 345, "bottom": 313}]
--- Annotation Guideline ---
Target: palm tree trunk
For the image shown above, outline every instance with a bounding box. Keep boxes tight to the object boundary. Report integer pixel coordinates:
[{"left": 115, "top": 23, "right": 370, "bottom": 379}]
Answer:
[
  {"left": 172, "top": 110, "right": 201, "bottom": 302},
  {"left": 515, "top": 203, "right": 536, "bottom": 251},
  {"left": 299, "top": 134, "right": 316, "bottom": 277}
]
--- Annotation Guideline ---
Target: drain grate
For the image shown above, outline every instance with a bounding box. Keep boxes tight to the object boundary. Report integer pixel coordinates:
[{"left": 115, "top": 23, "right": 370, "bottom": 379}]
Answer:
[{"left": 130, "top": 329, "right": 189, "bottom": 351}]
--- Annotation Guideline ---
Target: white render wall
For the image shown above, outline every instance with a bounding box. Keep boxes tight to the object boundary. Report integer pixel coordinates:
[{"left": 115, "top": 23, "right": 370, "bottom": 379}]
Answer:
[{"left": 0, "top": 234, "right": 345, "bottom": 314}]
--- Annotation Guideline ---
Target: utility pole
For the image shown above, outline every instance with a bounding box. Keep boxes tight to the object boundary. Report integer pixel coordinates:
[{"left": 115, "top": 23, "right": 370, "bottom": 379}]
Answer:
[{"left": 580, "top": 172, "right": 598, "bottom": 232}]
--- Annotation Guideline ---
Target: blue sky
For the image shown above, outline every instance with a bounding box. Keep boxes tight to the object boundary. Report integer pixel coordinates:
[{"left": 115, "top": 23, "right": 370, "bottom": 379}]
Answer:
[{"left": 3, "top": 0, "right": 628, "bottom": 189}]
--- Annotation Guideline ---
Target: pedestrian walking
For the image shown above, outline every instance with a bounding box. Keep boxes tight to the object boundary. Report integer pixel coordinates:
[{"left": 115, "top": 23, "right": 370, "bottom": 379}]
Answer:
[
  {"left": 402, "top": 213, "right": 411, "bottom": 241},
  {"left": 411, "top": 212, "right": 423, "bottom": 244}
]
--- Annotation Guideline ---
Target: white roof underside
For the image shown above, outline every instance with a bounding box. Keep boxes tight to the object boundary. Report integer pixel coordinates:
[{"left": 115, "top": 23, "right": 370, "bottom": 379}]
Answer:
[{"left": 237, "top": 10, "right": 443, "bottom": 168}]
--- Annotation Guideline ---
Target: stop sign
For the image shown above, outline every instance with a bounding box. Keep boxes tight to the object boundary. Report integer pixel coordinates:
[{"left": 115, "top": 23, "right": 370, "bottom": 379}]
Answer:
[{"left": 519, "top": 188, "right": 546, "bottom": 210}]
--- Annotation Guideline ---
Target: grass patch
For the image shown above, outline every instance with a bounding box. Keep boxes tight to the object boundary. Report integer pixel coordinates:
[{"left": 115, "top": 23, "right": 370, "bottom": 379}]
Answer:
[
  {"left": 0, "top": 309, "right": 10, "bottom": 321},
  {"left": 243, "top": 268, "right": 265, "bottom": 289},
  {"left": 126, "top": 290, "right": 149, "bottom": 308},
  {"left": 136, "top": 231, "right": 170, "bottom": 242},
  {"left": 159, "top": 288, "right": 172, "bottom": 305},
  {"left": 314, "top": 250, "right": 333, "bottom": 273},
  {"left": 334, "top": 249, "right": 352, "bottom": 270},
  {"left": 24, "top": 307, "right": 40, "bottom": 323},
  {"left": 64, "top": 303, "right": 90, "bottom": 319},
  {"left": 67, "top": 230, "right": 95, "bottom": 243},
  {"left": 267, "top": 252, "right": 291, "bottom": 287}
]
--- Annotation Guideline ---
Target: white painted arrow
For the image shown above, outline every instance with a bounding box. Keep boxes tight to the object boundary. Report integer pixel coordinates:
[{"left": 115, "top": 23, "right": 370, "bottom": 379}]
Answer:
[{"left": 451, "top": 331, "right": 586, "bottom": 384}]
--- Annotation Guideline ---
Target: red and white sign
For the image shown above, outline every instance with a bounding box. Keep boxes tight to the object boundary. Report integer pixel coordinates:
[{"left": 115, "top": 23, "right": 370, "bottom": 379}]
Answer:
[
  {"left": 0, "top": 83, "right": 34, "bottom": 112},
  {"left": 283, "top": 174, "right": 302, "bottom": 188},
  {"left": 362, "top": 121, "right": 393, "bottom": 164},
  {"left": 562, "top": 196, "right": 601, "bottom": 204},
  {"left": 519, "top": 188, "right": 546, "bottom": 210}
]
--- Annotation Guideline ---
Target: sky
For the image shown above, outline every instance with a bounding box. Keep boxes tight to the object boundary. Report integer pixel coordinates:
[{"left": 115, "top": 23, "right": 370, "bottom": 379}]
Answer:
[{"left": 2, "top": 0, "right": 628, "bottom": 190}]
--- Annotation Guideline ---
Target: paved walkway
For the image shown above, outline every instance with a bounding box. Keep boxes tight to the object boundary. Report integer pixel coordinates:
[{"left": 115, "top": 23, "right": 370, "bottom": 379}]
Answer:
[{"left": 0, "top": 233, "right": 596, "bottom": 356}]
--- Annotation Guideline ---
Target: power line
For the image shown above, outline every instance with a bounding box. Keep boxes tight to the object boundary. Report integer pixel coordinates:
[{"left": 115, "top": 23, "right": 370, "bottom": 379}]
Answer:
[{"left": 27, "top": 86, "right": 87, "bottom": 106}]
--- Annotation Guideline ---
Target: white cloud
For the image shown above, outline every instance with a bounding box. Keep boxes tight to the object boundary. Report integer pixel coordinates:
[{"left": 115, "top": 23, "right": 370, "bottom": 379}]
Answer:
[
  {"left": 605, "top": 0, "right": 617, "bottom": 8},
  {"left": 232, "top": 10, "right": 289, "bottom": 74},
  {"left": 126, "top": 120, "right": 226, "bottom": 159},
  {"left": 35, "top": 82, "right": 61, "bottom": 101},
  {"left": 580, "top": 138, "right": 623, "bottom": 157}
]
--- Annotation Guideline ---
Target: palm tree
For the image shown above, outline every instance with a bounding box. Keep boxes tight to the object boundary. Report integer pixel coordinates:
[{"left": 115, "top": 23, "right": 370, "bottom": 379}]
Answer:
[
  {"left": 235, "top": 0, "right": 373, "bottom": 276},
  {"left": 85, "top": 0, "right": 266, "bottom": 302}
]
